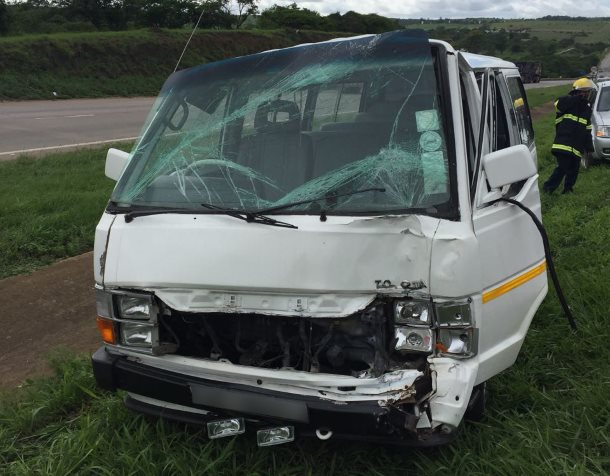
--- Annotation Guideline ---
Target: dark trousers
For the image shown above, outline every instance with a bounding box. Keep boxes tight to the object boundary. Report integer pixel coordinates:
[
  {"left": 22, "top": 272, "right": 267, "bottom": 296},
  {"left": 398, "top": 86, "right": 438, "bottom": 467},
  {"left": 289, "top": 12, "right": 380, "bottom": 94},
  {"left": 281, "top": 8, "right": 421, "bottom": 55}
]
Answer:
[{"left": 543, "top": 151, "right": 581, "bottom": 193}]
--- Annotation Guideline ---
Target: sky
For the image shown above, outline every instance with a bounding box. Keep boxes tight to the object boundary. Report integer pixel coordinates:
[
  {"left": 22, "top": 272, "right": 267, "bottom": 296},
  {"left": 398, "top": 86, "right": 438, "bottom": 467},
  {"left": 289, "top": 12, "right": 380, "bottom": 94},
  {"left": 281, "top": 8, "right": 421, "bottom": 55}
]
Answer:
[{"left": 257, "top": 0, "right": 610, "bottom": 19}]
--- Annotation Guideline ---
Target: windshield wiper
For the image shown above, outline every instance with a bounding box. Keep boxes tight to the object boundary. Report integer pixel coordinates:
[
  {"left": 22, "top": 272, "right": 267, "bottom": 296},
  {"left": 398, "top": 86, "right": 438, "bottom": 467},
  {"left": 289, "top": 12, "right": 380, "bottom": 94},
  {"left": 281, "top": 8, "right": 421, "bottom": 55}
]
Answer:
[
  {"left": 199, "top": 202, "right": 297, "bottom": 229},
  {"left": 122, "top": 202, "right": 297, "bottom": 229},
  {"left": 256, "top": 187, "right": 386, "bottom": 215}
]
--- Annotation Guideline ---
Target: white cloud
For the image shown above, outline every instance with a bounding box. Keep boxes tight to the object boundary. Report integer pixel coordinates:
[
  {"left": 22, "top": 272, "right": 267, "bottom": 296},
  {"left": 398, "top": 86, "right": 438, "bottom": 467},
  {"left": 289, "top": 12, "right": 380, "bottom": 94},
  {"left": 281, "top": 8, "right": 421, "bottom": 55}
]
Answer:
[{"left": 258, "top": 0, "right": 610, "bottom": 18}]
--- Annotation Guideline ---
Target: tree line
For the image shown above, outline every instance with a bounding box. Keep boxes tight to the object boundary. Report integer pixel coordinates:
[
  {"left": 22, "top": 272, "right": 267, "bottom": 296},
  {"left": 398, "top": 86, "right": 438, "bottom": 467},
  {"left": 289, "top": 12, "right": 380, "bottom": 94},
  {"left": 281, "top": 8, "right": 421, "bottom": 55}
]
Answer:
[{"left": 0, "top": 1, "right": 399, "bottom": 35}]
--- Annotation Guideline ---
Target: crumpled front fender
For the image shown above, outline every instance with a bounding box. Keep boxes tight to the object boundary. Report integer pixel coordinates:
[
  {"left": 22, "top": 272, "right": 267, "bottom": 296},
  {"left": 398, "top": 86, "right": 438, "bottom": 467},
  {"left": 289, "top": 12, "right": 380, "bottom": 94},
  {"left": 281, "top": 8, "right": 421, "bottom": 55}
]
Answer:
[{"left": 428, "top": 357, "right": 479, "bottom": 428}]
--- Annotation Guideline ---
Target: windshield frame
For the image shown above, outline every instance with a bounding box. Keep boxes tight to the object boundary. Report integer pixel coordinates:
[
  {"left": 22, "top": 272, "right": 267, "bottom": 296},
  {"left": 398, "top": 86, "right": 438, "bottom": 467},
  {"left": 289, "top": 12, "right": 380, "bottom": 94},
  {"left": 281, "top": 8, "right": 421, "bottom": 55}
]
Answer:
[{"left": 108, "top": 35, "right": 459, "bottom": 221}]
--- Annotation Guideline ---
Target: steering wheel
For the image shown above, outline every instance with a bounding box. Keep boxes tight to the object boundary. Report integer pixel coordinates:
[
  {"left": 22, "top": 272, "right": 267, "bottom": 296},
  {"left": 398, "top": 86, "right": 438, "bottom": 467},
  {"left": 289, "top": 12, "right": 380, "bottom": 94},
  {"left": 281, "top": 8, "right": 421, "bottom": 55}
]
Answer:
[{"left": 181, "top": 159, "right": 283, "bottom": 192}]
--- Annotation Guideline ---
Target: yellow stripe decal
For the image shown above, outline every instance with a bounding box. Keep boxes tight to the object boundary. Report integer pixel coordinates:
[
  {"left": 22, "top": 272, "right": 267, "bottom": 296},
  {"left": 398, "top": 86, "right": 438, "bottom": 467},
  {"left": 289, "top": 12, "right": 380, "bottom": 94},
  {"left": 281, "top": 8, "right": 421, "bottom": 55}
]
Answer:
[{"left": 483, "top": 261, "right": 547, "bottom": 304}]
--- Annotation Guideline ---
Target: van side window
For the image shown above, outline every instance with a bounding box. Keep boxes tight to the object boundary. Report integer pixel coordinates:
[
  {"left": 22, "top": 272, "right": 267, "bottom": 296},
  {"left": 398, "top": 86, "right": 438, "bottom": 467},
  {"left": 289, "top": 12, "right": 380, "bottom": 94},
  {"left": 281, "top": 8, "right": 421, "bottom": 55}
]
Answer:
[
  {"left": 242, "top": 90, "right": 309, "bottom": 136},
  {"left": 312, "top": 83, "right": 363, "bottom": 130},
  {"left": 460, "top": 76, "right": 476, "bottom": 184},
  {"left": 506, "top": 76, "right": 534, "bottom": 146},
  {"left": 490, "top": 76, "right": 512, "bottom": 151}
]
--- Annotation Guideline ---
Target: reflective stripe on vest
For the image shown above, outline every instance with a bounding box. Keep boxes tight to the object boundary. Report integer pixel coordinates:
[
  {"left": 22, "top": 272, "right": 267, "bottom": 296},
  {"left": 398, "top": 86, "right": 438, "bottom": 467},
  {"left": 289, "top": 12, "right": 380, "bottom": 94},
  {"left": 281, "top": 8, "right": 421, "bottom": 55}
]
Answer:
[
  {"left": 555, "top": 114, "right": 589, "bottom": 125},
  {"left": 552, "top": 143, "right": 582, "bottom": 158}
]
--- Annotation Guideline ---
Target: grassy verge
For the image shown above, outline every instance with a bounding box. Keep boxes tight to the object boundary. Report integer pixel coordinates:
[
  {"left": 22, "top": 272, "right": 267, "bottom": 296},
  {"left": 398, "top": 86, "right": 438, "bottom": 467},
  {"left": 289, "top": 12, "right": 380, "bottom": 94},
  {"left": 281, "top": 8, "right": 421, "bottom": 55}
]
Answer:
[
  {"left": 1, "top": 102, "right": 609, "bottom": 472},
  {"left": 525, "top": 84, "right": 571, "bottom": 109},
  {"left": 0, "top": 146, "right": 125, "bottom": 279}
]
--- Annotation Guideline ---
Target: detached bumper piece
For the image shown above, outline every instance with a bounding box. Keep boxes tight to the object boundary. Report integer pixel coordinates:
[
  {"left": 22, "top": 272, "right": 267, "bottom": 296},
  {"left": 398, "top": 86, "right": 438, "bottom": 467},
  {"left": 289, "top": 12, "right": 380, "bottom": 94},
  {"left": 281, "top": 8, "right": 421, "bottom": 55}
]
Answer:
[{"left": 92, "top": 347, "right": 453, "bottom": 446}]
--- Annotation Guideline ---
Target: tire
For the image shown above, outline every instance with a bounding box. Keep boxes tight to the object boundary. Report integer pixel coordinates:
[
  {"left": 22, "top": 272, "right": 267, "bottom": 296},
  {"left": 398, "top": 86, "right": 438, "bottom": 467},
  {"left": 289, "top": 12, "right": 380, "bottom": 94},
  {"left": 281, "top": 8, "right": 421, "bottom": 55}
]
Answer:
[
  {"left": 465, "top": 382, "right": 486, "bottom": 422},
  {"left": 581, "top": 152, "right": 593, "bottom": 169}
]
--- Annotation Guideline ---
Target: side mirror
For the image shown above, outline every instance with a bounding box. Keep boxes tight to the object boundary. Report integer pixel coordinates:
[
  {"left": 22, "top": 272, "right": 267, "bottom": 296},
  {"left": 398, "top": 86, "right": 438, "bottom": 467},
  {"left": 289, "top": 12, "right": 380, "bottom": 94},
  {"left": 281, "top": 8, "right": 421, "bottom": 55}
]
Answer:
[
  {"left": 105, "top": 148, "right": 130, "bottom": 181},
  {"left": 482, "top": 144, "right": 537, "bottom": 189}
]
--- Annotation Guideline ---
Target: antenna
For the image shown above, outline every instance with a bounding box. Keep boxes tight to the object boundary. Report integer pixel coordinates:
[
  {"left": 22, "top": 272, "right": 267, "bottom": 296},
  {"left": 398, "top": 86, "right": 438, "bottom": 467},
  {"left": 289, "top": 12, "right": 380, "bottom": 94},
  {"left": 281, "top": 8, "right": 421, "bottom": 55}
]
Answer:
[{"left": 174, "top": 6, "right": 206, "bottom": 73}]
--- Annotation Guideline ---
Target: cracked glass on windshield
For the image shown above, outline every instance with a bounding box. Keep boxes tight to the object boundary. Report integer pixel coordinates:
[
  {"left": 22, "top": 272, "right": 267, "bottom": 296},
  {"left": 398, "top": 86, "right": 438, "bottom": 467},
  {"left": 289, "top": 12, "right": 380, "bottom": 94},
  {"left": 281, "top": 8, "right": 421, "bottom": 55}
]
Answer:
[{"left": 111, "top": 31, "right": 454, "bottom": 216}]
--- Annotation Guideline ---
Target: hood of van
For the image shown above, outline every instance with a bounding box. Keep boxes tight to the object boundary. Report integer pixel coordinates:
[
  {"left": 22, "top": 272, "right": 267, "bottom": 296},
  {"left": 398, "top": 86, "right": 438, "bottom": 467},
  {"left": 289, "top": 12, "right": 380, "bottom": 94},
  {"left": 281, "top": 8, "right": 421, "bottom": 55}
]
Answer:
[{"left": 97, "top": 213, "right": 439, "bottom": 316}]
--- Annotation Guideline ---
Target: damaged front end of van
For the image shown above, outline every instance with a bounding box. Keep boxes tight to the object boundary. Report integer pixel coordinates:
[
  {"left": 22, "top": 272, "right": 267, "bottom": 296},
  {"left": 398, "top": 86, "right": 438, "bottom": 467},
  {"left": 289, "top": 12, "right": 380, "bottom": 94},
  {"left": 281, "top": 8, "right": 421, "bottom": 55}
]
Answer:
[
  {"left": 92, "top": 210, "right": 481, "bottom": 446},
  {"left": 91, "top": 30, "right": 545, "bottom": 446}
]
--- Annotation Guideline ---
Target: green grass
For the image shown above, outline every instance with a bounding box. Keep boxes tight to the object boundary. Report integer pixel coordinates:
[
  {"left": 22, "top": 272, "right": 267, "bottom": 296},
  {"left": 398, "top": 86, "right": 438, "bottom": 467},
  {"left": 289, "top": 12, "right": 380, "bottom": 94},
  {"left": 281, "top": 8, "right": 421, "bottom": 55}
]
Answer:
[
  {"left": 526, "top": 85, "right": 572, "bottom": 109},
  {"left": 0, "top": 100, "right": 609, "bottom": 473},
  {"left": 0, "top": 146, "right": 123, "bottom": 278}
]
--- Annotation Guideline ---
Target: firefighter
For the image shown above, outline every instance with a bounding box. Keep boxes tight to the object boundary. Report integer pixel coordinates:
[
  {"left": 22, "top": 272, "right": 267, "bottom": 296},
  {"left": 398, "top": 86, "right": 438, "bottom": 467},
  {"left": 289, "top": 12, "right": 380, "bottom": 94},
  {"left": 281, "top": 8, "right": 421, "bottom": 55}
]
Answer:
[{"left": 543, "top": 78, "right": 594, "bottom": 194}]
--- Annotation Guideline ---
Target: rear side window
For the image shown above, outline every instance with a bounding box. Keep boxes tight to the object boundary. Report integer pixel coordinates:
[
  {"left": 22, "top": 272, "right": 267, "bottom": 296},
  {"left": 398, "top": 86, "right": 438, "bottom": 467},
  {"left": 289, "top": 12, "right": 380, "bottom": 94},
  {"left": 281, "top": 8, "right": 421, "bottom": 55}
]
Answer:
[
  {"left": 312, "top": 82, "right": 363, "bottom": 130},
  {"left": 506, "top": 76, "right": 534, "bottom": 146}
]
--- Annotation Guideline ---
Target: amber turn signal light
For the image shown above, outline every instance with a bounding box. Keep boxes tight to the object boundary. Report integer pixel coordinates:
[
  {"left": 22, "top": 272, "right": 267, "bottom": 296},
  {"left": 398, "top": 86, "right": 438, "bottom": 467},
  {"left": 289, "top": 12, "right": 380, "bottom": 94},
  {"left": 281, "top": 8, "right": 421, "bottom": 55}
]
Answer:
[{"left": 96, "top": 316, "right": 116, "bottom": 344}]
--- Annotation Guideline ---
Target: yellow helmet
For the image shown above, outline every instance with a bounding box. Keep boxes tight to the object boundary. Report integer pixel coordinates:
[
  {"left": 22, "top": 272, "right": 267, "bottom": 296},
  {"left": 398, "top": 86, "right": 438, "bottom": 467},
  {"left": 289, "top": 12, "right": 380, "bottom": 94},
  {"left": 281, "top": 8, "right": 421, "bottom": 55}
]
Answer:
[{"left": 572, "top": 77, "right": 594, "bottom": 91}]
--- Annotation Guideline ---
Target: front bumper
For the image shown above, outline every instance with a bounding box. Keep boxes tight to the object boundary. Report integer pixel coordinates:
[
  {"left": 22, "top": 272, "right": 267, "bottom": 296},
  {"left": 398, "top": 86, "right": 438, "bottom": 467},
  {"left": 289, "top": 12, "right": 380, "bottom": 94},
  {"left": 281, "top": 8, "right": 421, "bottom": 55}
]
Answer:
[{"left": 92, "top": 347, "right": 455, "bottom": 446}]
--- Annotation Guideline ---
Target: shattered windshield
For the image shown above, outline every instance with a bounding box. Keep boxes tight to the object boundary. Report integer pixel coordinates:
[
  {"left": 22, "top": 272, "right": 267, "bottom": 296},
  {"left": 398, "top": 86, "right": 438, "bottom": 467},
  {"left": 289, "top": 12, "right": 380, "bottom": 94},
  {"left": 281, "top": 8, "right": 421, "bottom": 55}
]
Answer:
[{"left": 111, "top": 31, "right": 455, "bottom": 217}]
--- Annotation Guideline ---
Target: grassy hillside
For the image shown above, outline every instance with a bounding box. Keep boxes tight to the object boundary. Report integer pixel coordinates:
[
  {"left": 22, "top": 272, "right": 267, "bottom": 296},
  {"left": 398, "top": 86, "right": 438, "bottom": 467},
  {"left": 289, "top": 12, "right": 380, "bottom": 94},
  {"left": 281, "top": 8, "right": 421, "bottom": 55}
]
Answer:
[
  {"left": 1, "top": 23, "right": 607, "bottom": 100},
  {"left": 414, "top": 18, "right": 610, "bottom": 45},
  {"left": 413, "top": 18, "right": 608, "bottom": 77},
  {"left": 0, "top": 28, "right": 337, "bottom": 100}
]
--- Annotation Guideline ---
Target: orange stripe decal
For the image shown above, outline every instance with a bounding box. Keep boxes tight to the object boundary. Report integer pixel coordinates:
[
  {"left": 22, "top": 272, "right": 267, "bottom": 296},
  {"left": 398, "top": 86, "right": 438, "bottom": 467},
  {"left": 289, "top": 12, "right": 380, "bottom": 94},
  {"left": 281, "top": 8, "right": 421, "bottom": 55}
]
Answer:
[{"left": 482, "top": 261, "right": 547, "bottom": 304}]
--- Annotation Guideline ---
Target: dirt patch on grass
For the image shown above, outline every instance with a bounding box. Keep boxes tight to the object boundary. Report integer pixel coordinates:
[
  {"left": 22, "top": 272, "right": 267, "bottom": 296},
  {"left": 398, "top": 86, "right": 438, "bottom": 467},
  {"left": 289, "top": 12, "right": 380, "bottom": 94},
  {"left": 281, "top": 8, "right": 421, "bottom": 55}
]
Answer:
[
  {"left": 0, "top": 252, "right": 98, "bottom": 388},
  {"left": 531, "top": 101, "right": 556, "bottom": 120}
]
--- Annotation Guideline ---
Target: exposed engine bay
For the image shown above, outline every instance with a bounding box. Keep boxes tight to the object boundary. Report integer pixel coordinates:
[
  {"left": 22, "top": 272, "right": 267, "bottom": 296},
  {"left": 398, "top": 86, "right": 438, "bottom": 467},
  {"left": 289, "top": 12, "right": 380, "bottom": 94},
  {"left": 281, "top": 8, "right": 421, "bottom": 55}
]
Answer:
[{"left": 159, "top": 303, "right": 428, "bottom": 377}]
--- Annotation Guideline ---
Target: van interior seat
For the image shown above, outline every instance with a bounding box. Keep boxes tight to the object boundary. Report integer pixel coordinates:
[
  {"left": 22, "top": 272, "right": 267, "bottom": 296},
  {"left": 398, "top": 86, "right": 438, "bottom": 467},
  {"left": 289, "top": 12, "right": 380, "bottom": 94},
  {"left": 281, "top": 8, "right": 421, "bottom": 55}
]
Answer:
[
  {"left": 307, "top": 99, "right": 402, "bottom": 178},
  {"left": 238, "top": 99, "right": 311, "bottom": 199},
  {"left": 307, "top": 122, "right": 392, "bottom": 178},
  {"left": 307, "top": 94, "right": 439, "bottom": 193}
]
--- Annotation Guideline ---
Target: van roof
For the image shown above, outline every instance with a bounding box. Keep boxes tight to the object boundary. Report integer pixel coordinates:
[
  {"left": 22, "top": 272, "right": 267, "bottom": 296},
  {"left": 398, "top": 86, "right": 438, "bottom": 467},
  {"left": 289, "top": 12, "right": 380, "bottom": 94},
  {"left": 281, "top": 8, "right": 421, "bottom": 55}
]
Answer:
[{"left": 461, "top": 52, "right": 517, "bottom": 70}]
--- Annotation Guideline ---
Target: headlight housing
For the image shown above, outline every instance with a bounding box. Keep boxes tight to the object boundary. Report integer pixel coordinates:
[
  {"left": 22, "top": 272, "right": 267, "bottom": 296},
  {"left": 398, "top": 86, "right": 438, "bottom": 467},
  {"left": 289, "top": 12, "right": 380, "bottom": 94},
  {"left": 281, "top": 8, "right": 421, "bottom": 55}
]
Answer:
[
  {"left": 392, "top": 297, "right": 477, "bottom": 358},
  {"left": 596, "top": 125, "right": 610, "bottom": 138},
  {"left": 117, "top": 294, "right": 153, "bottom": 320},
  {"left": 395, "top": 327, "right": 434, "bottom": 353},
  {"left": 434, "top": 300, "right": 477, "bottom": 358},
  {"left": 393, "top": 299, "right": 434, "bottom": 353},
  {"left": 95, "top": 287, "right": 171, "bottom": 354},
  {"left": 394, "top": 300, "right": 431, "bottom": 327},
  {"left": 121, "top": 321, "right": 154, "bottom": 347}
]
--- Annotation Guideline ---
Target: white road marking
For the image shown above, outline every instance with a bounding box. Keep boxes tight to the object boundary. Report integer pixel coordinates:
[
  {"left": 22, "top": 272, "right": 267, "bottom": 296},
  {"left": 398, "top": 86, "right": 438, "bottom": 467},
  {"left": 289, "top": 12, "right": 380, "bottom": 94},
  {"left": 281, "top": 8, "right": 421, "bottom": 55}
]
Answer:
[
  {"left": 0, "top": 137, "right": 138, "bottom": 157},
  {"left": 34, "top": 114, "right": 96, "bottom": 120}
]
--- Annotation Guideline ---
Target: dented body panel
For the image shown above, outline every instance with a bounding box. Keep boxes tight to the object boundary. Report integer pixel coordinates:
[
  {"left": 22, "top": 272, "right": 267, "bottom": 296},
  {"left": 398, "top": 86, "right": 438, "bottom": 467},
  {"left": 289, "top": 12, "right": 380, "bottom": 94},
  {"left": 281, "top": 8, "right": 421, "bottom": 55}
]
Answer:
[
  {"left": 101, "top": 213, "right": 439, "bottom": 300},
  {"left": 91, "top": 32, "right": 546, "bottom": 446}
]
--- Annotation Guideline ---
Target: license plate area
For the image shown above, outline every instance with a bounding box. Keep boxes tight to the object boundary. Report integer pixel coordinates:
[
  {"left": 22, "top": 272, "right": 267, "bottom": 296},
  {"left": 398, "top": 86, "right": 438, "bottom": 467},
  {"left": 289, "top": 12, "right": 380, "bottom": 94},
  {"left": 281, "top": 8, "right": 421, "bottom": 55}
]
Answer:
[{"left": 190, "top": 384, "right": 309, "bottom": 423}]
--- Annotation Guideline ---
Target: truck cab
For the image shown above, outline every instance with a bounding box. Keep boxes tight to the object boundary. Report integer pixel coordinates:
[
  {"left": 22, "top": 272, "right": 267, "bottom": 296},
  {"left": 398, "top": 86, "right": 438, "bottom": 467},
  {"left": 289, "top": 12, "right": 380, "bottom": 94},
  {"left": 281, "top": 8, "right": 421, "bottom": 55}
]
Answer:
[{"left": 92, "top": 31, "right": 545, "bottom": 446}]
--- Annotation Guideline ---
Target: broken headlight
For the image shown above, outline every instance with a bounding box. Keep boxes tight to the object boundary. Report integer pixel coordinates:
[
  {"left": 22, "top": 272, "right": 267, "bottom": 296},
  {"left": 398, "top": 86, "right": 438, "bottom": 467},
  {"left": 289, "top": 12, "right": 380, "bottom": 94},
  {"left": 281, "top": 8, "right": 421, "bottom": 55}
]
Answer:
[
  {"left": 395, "top": 327, "right": 434, "bottom": 353},
  {"left": 437, "top": 328, "right": 477, "bottom": 356},
  {"left": 434, "top": 300, "right": 477, "bottom": 358},
  {"left": 394, "top": 299, "right": 434, "bottom": 353},
  {"left": 394, "top": 300, "right": 431, "bottom": 327}
]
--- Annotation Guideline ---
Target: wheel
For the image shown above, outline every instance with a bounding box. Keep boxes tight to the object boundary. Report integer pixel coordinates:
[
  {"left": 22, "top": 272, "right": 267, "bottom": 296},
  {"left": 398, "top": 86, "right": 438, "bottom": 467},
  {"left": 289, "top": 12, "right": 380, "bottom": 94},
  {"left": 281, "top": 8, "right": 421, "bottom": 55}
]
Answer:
[
  {"left": 581, "top": 152, "right": 592, "bottom": 169},
  {"left": 465, "top": 382, "right": 486, "bottom": 422}
]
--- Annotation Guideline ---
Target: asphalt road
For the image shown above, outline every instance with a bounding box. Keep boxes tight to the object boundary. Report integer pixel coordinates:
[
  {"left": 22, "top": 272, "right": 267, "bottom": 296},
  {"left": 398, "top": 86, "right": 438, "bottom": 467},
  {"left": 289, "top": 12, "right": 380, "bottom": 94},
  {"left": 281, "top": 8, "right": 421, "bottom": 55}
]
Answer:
[
  {"left": 0, "top": 97, "right": 155, "bottom": 159},
  {"left": 524, "top": 79, "right": 573, "bottom": 90},
  {"left": 0, "top": 79, "right": 578, "bottom": 160}
]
